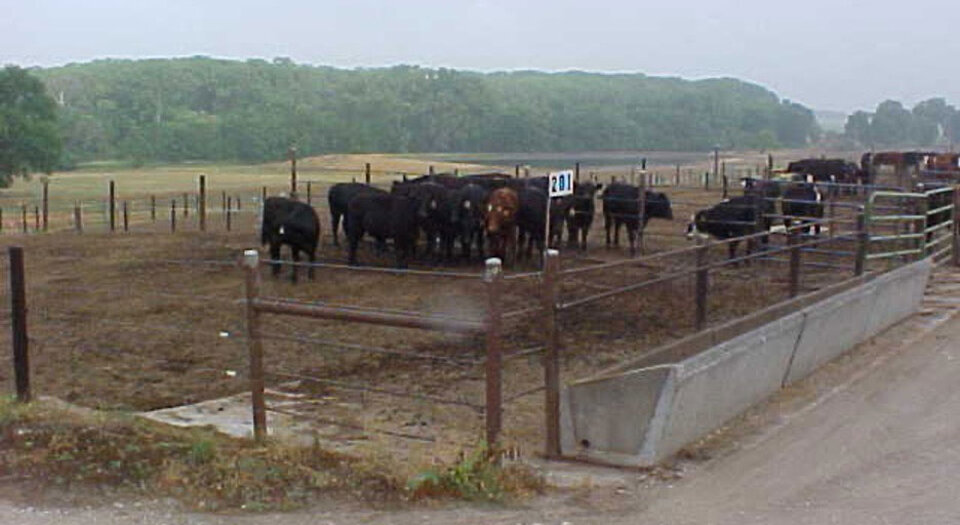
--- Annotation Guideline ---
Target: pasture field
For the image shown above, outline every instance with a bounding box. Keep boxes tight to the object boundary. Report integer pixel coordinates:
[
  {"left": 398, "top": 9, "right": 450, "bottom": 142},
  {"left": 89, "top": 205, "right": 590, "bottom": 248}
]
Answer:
[{"left": 0, "top": 152, "right": 866, "bottom": 475}]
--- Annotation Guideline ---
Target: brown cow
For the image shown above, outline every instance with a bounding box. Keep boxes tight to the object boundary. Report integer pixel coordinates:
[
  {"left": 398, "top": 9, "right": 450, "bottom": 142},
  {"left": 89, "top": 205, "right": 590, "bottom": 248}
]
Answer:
[{"left": 484, "top": 187, "right": 520, "bottom": 265}]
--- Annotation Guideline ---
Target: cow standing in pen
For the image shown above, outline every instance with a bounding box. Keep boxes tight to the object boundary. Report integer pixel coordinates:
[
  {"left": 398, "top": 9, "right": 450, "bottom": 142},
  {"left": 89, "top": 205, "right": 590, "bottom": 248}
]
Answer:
[
  {"left": 261, "top": 196, "right": 321, "bottom": 283},
  {"left": 566, "top": 181, "right": 602, "bottom": 251},
  {"left": 484, "top": 188, "right": 520, "bottom": 265},
  {"left": 327, "top": 182, "right": 387, "bottom": 246},
  {"left": 686, "top": 194, "right": 772, "bottom": 260},
  {"left": 782, "top": 175, "right": 824, "bottom": 235},
  {"left": 602, "top": 182, "right": 674, "bottom": 256}
]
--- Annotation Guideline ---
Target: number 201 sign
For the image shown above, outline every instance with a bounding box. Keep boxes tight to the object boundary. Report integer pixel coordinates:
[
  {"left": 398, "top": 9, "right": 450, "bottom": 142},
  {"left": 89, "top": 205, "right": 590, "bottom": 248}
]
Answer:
[{"left": 549, "top": 170, "right": 574, "bottom": 197}]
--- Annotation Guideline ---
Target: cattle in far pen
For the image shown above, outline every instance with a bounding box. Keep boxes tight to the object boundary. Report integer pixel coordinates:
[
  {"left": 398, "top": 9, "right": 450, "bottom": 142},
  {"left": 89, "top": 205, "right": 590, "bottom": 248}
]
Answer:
[
  {"left": 261, "top": 196, "right": 321, "bottom": 283},
  {"left": 566, "top": 181, "right": 603, "bottom": 251},
  {"left": 785, "top": 158, "right": 864, "bottom": 195},
  {"left": 484, "top": 187, "right": 520, "bottom": 265},
  {"left": 601, "top": 182, "right": 674, "bottom": 256},
  {"left": 781, "top": 175, "right": 825, "bottom": 235},
  {"left": 346, "top": 192, "right": 420, "bottom": 268},
  {"left": 327, "top": 182, "right": 387, "bottom": 246},
  {"left": 686, "top": 194, "right": 772, "bottom": 260}
]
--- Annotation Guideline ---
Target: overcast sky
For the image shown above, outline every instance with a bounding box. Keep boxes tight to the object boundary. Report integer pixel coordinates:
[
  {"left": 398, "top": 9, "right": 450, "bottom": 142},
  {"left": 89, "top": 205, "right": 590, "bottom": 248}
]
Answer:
[{"left": 2, "top": 0, "right": 957, "bottom": 113}]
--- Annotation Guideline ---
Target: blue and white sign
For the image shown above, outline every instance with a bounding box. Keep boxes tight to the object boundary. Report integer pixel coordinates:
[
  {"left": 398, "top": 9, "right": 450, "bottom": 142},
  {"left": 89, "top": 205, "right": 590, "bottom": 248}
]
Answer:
[{"left": 549, "top": 170, "right": 574, "bottom": 197}]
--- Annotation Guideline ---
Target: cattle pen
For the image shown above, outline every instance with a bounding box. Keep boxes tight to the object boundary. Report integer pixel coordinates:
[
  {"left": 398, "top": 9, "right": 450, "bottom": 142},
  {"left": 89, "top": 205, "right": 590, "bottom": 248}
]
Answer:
[{"left": 1, "top": 157, "right": 959, "bottom": 472}]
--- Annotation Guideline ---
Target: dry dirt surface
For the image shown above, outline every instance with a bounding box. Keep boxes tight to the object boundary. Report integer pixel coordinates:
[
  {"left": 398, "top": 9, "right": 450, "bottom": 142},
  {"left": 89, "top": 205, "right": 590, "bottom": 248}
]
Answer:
[{"left": 1, "top": 270, "right": 958, "bottom": 524}]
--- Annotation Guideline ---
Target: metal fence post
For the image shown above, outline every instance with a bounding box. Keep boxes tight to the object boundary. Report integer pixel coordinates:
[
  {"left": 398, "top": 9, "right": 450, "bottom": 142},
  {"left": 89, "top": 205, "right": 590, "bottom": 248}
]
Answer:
[
  {"left": 541, "top": 249, "right": 561, "bottom": 458},
  {"left": 855, "top": 213, "right": 867, "bottom": 276},
  {"left": 953, "top": 185, "right": 960, "bottom": 267},
  {"left": 9, "top": 246, "right": 30, "bottom": 402},
  {"left": 243, "top": 250, "right": 267, "bottom": 442},
  {"left": 484, "top": 257, "right": 503, "bottom": 451},
  {"left": 695, "top": 237, "right": 709, "bottom": 330},
  {"left": 788, "top": 229, "right": 801, "bottom": 297},
  {"left": 917, "top": 193, "right": 928, "bottom": 261}
]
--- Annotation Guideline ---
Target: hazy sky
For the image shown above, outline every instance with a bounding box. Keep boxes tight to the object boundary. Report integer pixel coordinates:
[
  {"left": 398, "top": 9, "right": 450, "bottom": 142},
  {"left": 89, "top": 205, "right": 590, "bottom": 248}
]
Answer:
[{"left": 2, "top": 0, "right": 957, "bottom": 113}]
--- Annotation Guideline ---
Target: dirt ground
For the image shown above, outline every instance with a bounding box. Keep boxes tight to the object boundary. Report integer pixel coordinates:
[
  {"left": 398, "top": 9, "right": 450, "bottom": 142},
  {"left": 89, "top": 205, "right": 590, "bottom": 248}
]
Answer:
[
  {"left": 0, "top": 176, "right": 875, "bottom": 476},
  {"left": 0, "top": 265, "right": 955, "bottom": 525}
]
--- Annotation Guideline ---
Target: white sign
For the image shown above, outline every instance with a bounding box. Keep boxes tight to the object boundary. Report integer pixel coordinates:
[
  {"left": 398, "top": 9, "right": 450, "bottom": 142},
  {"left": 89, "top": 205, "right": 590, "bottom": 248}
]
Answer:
[{"left": 549, "top": 170, "right": 574, "bottom": 197}]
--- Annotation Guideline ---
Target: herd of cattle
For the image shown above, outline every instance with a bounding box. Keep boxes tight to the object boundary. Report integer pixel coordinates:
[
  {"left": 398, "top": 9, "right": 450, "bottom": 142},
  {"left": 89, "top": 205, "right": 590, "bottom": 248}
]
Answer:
[{"left": 259, "top": 155, "right": 955, "bottom": 280}]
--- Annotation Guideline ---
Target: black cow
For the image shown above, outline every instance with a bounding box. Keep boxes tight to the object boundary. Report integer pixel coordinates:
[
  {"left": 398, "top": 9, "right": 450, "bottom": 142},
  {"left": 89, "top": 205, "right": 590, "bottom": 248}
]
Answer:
[
  {"left": 602, "top": 182, "right": 674, "bottom": 256},
  {"left": 566, "top": 181, "right": 603, "bottom": 251},
  {"left": 450, "top": 183, "right": 489, "bottom": 259},
  {"left": 261, "top": 196, "right": 321, "bottom": 283},
  {"left": 686, "top": 195, "right": 771, "bottom": 259},
  {"left": 346, "top": 193, "right": 420, "bottom": 268},
  {"left": 782, "top": 177, "right": 824, "bottom": 235},
  {"left": 515, "top": 187, "right": 572, "bottom": 261},
  {"left": 408, "top": 182, "right": 455, "bottom": 261},
  {"left": 328, "top": 183, "right": 387, "bottom": 246}
]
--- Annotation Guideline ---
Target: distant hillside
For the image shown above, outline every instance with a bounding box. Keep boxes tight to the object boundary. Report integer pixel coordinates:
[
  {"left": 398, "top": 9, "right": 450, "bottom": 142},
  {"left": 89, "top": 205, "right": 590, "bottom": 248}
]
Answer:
[
  {"left": 36, "top": 57, "right": 821, "bottom": 165},
  {"left": 815, "top": 110, "right": 848, "bottom": 133}
]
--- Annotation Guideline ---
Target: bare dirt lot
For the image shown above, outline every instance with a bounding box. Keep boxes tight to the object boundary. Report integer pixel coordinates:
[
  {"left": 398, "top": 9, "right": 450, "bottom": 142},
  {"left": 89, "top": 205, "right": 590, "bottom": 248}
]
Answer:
[{"left": 0, "top": 173, "right": 867, "bottom": 479}]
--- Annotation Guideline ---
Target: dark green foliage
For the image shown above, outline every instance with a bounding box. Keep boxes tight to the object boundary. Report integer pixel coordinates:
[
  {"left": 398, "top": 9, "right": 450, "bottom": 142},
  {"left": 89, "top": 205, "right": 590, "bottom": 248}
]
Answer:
[
  {"left": 843, "top": 97, "right": 960, "bottom": 148},
  {"left": 36, "top": 57, "right": 819, "bottom": 164},
  {"left": 0, "top": 66, "right": 62, "bottom": 186}
]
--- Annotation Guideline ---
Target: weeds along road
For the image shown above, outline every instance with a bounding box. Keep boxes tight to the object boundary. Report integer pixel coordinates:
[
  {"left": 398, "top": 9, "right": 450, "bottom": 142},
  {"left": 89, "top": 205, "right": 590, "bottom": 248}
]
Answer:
[{"left": 1, "top": 271, "right": 959, "bottom": 525}]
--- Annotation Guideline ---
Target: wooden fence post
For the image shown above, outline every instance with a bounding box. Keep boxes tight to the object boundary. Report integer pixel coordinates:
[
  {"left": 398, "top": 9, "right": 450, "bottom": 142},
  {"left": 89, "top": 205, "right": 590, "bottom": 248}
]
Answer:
[
  {"left": 676, "top": 164, "right": 681, "bottom": 186},
  {"left": 542, "top": 250, "right": 561, "bottom": 458},
  {"left": 41, "top": 180, "right": 48, "bottom": 232},
  {"left": 198, "top": 175, "right": 207, "bottom": 232},
  {"left": 0, "top": 208, "right": 3, "bottom": 233},
  {"left": 21, "top": 204, "right": 27, "bottom": 233},
  {"left": 695, "top": 237, "right": 709, "bottom": 330},
  {"left": 243, "top": 249, "right": 268, "bottom": 442},
  {"left": 484, "top": 257, "right": 503, "bottom": 452},
  {"left": 306, "top": 181, "right": 312, "bottom": 206},
  {"left": 150, "top": 195, "right": 156, "bottom": 222},
  {"left": 170, "top": 200, "right": 177, "bottom": 233},
  {"left": 788, "top": 229, "right": 801, "bottom": 297},
  {"left": 122, "top": 201, "right": 129, "bottom": 232},
  {"left": 365, "top": 163, "right": 371, "bottom": 185},
  {"left": 9, "top": 246, "right": 30, "bottom": 402},
  {"left": 182, "top": 193, "right": 189, "bottom": 218},
  {"left": 575, "top": 162, "right": 581, "bottom": 183},
  {"left": 33, "top": 206, "right": 39, "bottom": 231},
  {"left": 109, "top": 180, "right": 116, "bottom": 232},
  {"left": 74, "top": 202, "right": 82, "bottom": 233},
  {"left": 289, "top": 146, "right": 298, "bottom": 196},
  {"left": 637, "top": 173, "right": 647, "bottom": 256}
]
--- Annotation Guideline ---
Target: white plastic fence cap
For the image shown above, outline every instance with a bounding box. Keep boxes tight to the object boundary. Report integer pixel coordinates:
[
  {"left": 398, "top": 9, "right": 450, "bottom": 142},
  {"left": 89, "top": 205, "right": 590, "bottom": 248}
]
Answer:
[{"left": 243, "top": 249, "right": 259, "bottom": 268}]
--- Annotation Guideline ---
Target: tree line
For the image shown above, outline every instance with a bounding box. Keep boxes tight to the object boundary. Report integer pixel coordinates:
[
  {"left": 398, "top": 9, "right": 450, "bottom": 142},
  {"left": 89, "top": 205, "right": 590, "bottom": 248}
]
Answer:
[
  {"left": 33, "top": 57, "right": 820, "bottom": 167},
  {"left": 843, "top": 98, "right": 960, "bottom": 150}
]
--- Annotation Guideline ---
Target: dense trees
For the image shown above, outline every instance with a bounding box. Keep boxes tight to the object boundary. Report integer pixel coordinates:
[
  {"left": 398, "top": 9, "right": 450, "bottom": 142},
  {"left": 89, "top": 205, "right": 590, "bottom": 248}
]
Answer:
[
  {"left": 35, "top": 57, "right": 819, "bottom": 165},
  {"left": 0, "top": 66, "right": 61, "bottom": 186},
  {"left": 843, "top": 97, "right": 960, "bottom": 149}
]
